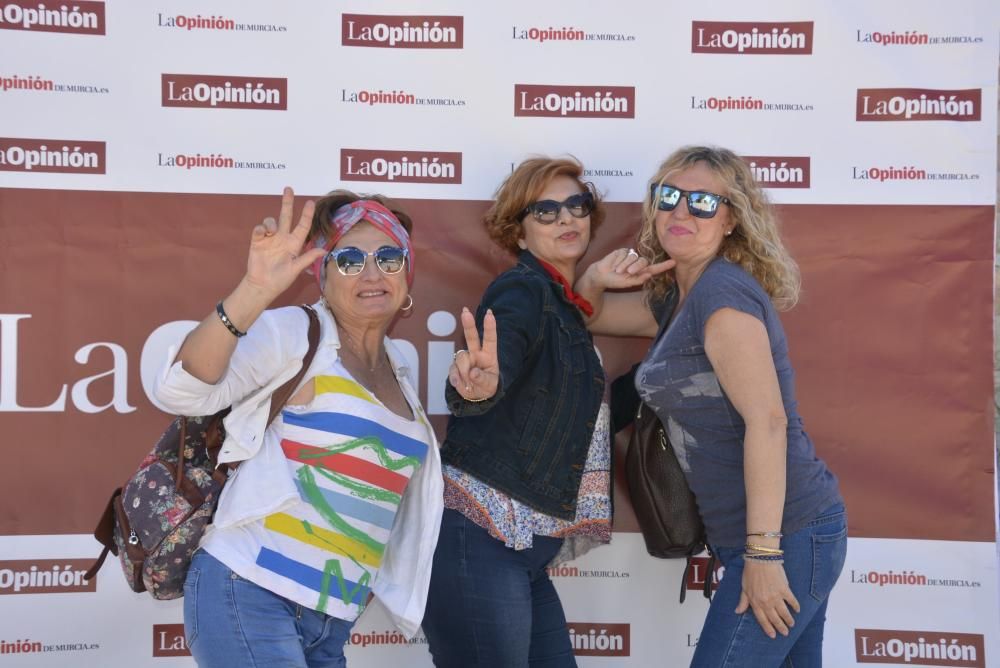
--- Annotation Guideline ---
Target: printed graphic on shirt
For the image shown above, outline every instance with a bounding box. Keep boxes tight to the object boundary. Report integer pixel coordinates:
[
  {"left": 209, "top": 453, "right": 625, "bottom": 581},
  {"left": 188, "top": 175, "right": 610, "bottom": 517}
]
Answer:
[{"left": 253, "top": 373, "right": 427, "bottom": 615}]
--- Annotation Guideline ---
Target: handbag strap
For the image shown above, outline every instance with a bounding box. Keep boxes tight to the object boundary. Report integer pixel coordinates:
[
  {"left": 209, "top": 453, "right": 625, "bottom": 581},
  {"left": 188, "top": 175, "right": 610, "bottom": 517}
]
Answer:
[
  {"left": 677, "top": 552, "right": 716, "bottom": 604},
  {"left": 652, "top": 286, "right": 680, "bottom": 345}
]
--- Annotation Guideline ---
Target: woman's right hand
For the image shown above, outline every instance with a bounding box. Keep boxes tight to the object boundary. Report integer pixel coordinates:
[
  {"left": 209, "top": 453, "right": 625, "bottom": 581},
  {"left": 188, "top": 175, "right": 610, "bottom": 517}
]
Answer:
[
  {"left": 244, "top": 187, "right": 327, "bottom": 301},
  {"left": 449, "top": 307, "right": 499, "bottom": 402},
  {"left": 584, "top": 247, "right": 674, "bottom": 291},
  {"left": 173, "top": 188, "right": 327, "bottom": 384},
  {"left": 737, "top": 560, "right": 801, "bottom": 639}
]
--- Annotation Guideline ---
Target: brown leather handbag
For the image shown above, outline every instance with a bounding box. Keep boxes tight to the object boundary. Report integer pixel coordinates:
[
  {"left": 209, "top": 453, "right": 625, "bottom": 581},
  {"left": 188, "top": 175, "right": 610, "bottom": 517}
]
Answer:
[{"left": 625, "top": 401, "right": 712, "bottom": 601}]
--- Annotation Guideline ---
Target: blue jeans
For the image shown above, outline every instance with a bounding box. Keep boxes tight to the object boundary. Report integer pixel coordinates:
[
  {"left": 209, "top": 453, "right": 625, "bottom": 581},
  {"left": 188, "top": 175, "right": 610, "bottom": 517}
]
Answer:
[
  {"left": 422, "top": 508, "right": 577, "bottom": 667},
  {"left": 691, "top": 504, "right": 847, "bottom": 668},
  {"left": 184, "top": 550, "right": 355, "bottom": 668}
]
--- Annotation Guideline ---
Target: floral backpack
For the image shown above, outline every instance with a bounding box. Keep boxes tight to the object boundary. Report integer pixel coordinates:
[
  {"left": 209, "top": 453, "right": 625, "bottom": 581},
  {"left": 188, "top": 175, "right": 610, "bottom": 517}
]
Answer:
[{"left": 84, "top": 305, "right": 319, "bottom": 599}]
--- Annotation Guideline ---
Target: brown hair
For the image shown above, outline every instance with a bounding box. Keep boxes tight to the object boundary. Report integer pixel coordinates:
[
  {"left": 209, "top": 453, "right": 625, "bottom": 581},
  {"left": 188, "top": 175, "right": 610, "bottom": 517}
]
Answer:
[
  {"left": 483, "top": 157, "right": 605, "bottom": 255},
  {"left": 308, "top": 190, "right": 414, "bottom": 244},
  {"left": 638, "top": 146, "right": 800, "bottom": 310}
]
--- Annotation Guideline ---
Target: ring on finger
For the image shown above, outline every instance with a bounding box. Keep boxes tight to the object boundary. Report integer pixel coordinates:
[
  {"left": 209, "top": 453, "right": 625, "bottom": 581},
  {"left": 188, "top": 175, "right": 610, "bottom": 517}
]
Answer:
[
  {"left": 453, "top": 349, "right": 469, "bottom": 361},
  {"left": 626, "top": 248, "right": 639, "bottom": 258}
]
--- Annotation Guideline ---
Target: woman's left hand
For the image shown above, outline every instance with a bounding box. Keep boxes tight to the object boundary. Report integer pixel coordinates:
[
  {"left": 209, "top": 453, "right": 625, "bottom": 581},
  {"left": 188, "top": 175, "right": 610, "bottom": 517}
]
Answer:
[
  {"left": 736, "top": 560, "right": 801, "bottom": 639},
  {"left": 449, "top": 307, "right": 499, "bottom": 402}
]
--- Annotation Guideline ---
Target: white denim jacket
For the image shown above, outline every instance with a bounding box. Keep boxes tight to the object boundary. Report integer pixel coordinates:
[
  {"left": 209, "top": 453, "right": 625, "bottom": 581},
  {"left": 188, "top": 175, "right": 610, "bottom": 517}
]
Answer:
[{"left": 153, "top": 301, "right": 442, "bottom": 638}]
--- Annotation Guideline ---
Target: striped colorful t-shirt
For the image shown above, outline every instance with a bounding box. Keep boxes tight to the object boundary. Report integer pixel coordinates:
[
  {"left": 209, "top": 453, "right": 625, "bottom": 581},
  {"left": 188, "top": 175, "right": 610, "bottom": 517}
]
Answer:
[{"left": 202, "top": 360, "right": 431, "bottom": 621}]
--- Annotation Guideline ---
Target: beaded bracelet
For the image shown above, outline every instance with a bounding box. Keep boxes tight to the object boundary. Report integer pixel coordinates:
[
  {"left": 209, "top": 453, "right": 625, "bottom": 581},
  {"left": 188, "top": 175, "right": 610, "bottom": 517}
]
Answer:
[
  {"left": 743, "top": 553, "right": 785, "bottom": 563},
  {"left": 216, "top": 301, "right": 247, "bottom": 338}
]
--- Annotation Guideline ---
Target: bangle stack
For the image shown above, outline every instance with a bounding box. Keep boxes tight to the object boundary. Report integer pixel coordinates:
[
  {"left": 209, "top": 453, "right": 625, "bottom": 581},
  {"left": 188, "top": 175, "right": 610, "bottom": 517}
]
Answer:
[
  {"left": 744, "top": 531, "right": 784, "bottom": 563},
  {"left": 216, "top": 301, "right": 247, "bottom": 338}
]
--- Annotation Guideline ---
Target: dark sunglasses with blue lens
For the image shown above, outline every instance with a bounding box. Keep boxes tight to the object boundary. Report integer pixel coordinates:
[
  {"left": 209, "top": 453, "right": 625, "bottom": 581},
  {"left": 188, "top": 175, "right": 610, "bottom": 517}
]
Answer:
[
  {"left": 519, "top": 191, "right": 595, "bottom": 224},
  {"left": 650, "top": 183, "right": 731, "bottom": 219}
]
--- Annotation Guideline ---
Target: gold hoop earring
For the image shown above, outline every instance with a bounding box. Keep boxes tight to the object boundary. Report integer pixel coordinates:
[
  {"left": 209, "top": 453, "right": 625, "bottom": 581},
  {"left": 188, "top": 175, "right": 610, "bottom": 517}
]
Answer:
[{"left": 400, "top": 295, "right": 414, "bottom": 312}]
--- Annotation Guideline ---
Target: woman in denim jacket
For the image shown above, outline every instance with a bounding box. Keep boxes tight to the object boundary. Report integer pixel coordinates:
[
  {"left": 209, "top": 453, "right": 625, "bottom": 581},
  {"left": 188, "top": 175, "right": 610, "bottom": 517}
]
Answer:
[{"left": 422, "top": 158, "right": 666, "bottom": 667}]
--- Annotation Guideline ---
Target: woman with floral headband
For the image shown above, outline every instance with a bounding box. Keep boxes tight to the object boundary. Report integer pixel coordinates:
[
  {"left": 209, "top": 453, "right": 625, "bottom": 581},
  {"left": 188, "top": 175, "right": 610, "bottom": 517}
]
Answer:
[{"left": 154, "top": 188, "right": 442, "bottom": 667}]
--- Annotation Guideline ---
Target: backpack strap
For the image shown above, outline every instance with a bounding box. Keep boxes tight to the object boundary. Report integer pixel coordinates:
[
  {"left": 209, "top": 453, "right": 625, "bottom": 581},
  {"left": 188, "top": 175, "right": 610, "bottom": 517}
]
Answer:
[
  {"left": 213, "top": 304, "right": 321, "bottom": 472},
  {"left": 266, "top": 304, "right": 321, "bottom": 424},
  {"left": 84, "top": 488, "right": 122, "bottom": 580}
]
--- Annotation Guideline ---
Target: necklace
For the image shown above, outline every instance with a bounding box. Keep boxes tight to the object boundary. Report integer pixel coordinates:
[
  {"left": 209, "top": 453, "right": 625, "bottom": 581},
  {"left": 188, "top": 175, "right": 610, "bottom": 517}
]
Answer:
[
  {"left": 338, "top": 328, "right": 387, "bottom": 374},
  {"left": 323, "top": 299, "right": 388, "bottom": 374}
]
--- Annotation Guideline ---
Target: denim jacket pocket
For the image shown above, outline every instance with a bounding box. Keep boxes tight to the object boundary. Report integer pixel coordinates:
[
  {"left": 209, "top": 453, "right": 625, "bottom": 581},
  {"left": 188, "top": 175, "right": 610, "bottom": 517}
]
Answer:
[
  {"left": 557, "top": 320, "right": 590, "bottom": 374},
  {"left": 518, "top": 388, "right": 554, "bottom": 463},
  {"left": 810, "top": 524, "right": 848, "bottom": 601}
]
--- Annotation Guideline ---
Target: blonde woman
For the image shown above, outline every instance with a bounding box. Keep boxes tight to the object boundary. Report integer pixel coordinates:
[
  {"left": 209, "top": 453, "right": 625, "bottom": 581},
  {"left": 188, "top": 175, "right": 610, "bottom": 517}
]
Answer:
[{"left": 576, "top": 146, "right": 845, "bottom": 667}]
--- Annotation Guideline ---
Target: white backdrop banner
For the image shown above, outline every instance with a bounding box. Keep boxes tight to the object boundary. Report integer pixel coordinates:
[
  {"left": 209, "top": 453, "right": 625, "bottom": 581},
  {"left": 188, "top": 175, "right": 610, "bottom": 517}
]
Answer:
[{"left": 1, "top": 1, "right": 998, "bottom": 666}]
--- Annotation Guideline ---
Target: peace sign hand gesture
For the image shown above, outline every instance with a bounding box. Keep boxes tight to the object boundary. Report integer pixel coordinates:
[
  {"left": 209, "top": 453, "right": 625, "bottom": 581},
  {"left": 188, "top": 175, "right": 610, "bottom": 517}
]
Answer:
[
  {"left": 449, "top": 307, "right": 500, "bottom": 402},
  {"left": 244, "top": 187, "right": 328, "bottom": 302}
]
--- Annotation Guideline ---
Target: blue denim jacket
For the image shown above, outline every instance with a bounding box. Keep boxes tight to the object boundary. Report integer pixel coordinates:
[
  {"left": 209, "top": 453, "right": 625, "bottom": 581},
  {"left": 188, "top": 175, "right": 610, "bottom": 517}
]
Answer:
[{"left": 441, "top": 251, "right": 605, "bottom": 519}]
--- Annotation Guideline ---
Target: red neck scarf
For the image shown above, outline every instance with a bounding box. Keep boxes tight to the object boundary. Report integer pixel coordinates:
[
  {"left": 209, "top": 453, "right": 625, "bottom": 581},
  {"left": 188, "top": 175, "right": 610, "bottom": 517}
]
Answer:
[{"left": 535, "top": 258, "right": 594, "bottom": 317}]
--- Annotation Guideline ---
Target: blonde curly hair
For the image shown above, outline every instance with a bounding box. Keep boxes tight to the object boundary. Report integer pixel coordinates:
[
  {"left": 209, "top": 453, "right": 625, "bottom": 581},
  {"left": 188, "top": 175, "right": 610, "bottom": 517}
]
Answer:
[{"left": 638, "top": 146, "right": 800, "bottom": 310}]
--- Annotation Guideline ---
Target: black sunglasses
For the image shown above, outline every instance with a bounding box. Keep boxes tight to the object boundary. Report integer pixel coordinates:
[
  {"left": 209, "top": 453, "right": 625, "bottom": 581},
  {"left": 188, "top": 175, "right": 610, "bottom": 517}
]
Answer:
[
  {"left": 326, "top": 246, "right": 408, "bottom": 276},
  {"left": 519, "top": 191, "right": 595, "bottom": 224},
  {"left": 650, "top": 183, "right": 730, "bottom": 219}
]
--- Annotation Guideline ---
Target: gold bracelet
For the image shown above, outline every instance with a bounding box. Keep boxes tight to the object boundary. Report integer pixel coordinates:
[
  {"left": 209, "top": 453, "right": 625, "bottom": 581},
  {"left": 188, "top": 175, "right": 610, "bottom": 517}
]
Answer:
[{"left": 745, "top": 544, "right": 784, "bottom": 554}]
